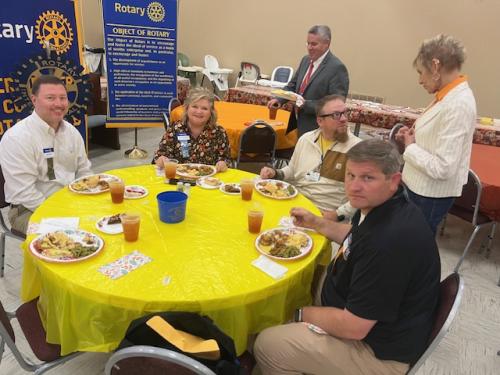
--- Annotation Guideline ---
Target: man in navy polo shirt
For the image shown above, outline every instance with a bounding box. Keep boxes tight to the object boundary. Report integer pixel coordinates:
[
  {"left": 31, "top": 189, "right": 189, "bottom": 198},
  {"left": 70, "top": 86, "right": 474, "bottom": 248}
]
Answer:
[{"left": 254, "top": 139, "right": 440, "bottom": 375}]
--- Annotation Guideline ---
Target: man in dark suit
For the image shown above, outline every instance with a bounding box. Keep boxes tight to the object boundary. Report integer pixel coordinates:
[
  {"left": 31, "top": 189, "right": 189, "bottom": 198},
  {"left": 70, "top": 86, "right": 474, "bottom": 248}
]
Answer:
[{"left": 268, "top": 25, "right": 349, "bottom": 137}]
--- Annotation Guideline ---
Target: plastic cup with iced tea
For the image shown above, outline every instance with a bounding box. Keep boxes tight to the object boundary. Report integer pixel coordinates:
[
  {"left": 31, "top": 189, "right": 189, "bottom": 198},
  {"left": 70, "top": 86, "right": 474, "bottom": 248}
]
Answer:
[
  {"left": 164, "top": 159, "right": 178, "bottom": 180},
  {"left": 122, "top": 213, "right": 140, "bottom": 242},
  {"left": 109, "top": 180, "right": 125, "bottom": 204},
  {"left": 269, "top": 102, "right": 280, "bottom": 120},
  {"left": 248, "top": 207, "right": 264, "bottom": 234},
  {"left": 240, "top": 179, "right": 254, "bottom": 201}
]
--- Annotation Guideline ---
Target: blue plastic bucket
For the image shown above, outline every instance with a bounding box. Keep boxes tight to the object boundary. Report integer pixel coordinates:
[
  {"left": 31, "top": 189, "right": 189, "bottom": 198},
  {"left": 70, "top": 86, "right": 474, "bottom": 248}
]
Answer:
[{"left": 157, "top": 191, "right": 188, "bottom": 223}]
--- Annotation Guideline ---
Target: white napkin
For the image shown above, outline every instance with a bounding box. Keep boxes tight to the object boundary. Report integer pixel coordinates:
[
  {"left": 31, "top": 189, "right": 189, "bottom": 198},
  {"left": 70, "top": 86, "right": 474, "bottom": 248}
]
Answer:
[
  {"left": 252, "top": 255, "right": 288, "bottom": 280},
  {"left": 38, "top": 217, "right": 79, "bottom": 234}
]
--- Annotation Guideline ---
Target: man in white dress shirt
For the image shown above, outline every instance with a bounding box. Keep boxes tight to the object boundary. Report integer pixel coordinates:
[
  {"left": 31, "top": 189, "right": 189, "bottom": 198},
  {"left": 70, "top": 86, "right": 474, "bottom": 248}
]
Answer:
[{"left": 0, "top": 75, "right": 92, "bottom": 234}]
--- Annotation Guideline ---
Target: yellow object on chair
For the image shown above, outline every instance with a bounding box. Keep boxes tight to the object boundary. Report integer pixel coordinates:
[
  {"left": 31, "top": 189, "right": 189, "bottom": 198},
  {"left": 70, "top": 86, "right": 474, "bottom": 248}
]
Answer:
[{"left": 146, "top": 316, "right": 220, "bottom": 360}]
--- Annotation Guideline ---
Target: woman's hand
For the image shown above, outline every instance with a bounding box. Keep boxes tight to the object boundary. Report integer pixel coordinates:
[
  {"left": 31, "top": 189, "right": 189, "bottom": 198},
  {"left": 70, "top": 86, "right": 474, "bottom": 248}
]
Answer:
[
  {"left": 260, "top": 167, "right": 276, "bottom": 179},
  {"left": 216, "top": 160, "right": 228, "bottom": 172}
]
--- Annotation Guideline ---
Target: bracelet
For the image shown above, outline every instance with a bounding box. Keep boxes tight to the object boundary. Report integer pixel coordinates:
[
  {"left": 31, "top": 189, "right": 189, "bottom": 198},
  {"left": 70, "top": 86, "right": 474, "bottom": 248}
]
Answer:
[{"left": 294, "top": 307, "right": 303, "bottom": 323}]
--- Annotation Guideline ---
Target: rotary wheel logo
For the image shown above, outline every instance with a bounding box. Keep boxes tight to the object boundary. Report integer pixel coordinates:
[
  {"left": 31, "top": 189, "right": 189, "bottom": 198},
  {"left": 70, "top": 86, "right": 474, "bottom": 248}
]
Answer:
[
  {"left": 35, "top": 10, "right": 74, "bottom": 55},
  {"left": 147, "top": 2, "right": 165, "bottom": 22},
  {"left": 10, "top": 53, "right": 90, "bottom": 127}
]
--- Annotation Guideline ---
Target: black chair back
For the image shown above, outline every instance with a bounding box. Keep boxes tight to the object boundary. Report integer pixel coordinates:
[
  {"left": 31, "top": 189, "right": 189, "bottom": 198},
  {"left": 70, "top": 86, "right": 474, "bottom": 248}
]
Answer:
[
  {"left": 237, "top": 122, "right": 276, "bottom": 166},
  {"left": 0, "top": 166, "right": 8, "bottom": 209}
]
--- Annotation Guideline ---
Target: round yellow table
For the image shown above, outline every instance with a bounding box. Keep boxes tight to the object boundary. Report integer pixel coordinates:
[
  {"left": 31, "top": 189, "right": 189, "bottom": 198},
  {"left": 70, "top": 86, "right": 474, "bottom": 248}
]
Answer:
[{"left": 21, "top": 166, "right": 326, "bottom": 355}]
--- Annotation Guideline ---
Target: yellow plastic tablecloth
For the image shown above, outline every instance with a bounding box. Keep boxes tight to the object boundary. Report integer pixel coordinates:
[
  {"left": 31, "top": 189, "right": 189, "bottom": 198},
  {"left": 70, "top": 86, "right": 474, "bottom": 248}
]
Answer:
[
  {"left": 21, "top": 166, "right": 327, "bottom": 355},
  {"left": 170, "top": 101, "right": 298, "bottom": 159}
]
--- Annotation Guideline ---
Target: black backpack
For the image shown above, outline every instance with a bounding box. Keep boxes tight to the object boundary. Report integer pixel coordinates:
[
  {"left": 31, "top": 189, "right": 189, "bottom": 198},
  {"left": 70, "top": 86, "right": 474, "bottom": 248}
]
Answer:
[{"left": 118, "top": 311, "right": 246, "bottom": 375}]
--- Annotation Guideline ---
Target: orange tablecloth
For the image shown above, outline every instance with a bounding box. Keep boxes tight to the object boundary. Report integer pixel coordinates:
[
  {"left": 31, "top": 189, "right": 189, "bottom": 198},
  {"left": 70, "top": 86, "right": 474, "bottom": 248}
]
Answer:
[
  {"left": 170, "top": 101, "right": 297, "bottom": 159},
  {"left": 470, "top": 144, "right": 500, "bottom": 221}
]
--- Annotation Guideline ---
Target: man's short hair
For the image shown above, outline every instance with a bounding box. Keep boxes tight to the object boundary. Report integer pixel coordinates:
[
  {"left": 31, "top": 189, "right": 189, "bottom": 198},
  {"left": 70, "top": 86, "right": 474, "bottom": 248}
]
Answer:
[
  {"left": 31, "top": 75, "right": 66, "bottom": 96},
  {"left": 308, "top": 25, "right": 331, "bottom": 42},
  {"left": 347, "top": 139, "right": 402, "bottom": 175},
  {"left": 315, "top": 94, "right": 346, "bottom": 116}
]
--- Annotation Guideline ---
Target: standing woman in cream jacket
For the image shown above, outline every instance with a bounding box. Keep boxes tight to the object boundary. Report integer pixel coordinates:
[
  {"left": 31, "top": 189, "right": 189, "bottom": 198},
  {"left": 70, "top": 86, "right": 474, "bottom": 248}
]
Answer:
[{"left": 396, "top": 34, "right": 477, "bottom": 234}]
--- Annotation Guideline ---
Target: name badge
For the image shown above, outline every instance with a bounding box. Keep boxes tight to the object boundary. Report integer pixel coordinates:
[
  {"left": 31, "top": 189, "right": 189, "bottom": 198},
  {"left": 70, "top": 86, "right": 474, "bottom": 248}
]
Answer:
[
  {"left": 305, "top": 171, "right": 320, "bottom": 182},
  {"left": 177, "top": 133, "right": 190, "bottom": 142},
  {"left": 43, "top": 147, "right": 54, "bottom": 158}
]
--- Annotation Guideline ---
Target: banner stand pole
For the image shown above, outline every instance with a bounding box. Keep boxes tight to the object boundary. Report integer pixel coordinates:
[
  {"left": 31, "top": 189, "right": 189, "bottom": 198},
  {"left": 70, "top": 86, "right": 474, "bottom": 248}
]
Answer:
[{"left": 124, "top": 128, "right": 148, "bottom": 159}]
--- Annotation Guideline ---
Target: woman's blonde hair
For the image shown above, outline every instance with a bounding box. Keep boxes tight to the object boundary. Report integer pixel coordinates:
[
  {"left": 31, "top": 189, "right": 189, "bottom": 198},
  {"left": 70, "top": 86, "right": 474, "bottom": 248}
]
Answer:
[
  {"left": 413, "top": 34, "right": 466, "bottom": 72},
  {"left": 181, "top": 87, "right": 218, "bottom": 127}
]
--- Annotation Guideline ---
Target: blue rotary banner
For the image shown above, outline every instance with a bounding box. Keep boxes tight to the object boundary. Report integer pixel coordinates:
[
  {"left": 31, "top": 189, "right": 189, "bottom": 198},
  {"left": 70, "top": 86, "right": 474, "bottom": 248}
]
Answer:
[
  {"left": 0, "top": 0, "right": 89, "bottom": 143},
  {"left": 102, "top": 0, "right": 178, "bottom": 126}
]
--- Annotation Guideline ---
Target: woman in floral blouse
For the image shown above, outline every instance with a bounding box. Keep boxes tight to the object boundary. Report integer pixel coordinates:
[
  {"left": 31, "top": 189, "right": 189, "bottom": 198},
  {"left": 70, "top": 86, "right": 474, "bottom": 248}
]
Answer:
[{"left": 153, "top": 87, "right": 231, "bottom": 172}]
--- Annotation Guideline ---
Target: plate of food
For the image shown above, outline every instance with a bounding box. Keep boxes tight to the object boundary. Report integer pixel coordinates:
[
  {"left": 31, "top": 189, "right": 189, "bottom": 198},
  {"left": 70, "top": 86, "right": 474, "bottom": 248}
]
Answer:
[
  {"left": 196, "top": 176, "right": 223, "bottom": 189},
  {"left": 96, "top": 213, "right": 124, "bottom": 234},
  {"left": 69, "top": 174, "right": 119, "bottom": 194},
  {"left": 219, "top": 183, "right": 241, "bottom": 195},
  {"left": 29, "top": 229, "right": 104, "bottom": 263},
  {"left": 176, "top": 164, "right": 216, "bottom": 179},
  {"left": 124, "top": 185, "right": 148, "bottom": 199},
  {"left": 271, "top": 89, "right": 297, "bottom": 102},
  {"left": 255, "top": 228, "right": 313, "bottom": 261},
  {"left": 255, "top": 179, "right": 298, "bottom": 199}
]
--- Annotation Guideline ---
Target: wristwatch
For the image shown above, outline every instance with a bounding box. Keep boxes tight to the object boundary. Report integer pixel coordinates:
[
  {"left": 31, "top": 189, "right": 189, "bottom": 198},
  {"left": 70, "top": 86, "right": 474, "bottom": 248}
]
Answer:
[{"left": 294, "top": 307, "right": 303, "bottom": 323}]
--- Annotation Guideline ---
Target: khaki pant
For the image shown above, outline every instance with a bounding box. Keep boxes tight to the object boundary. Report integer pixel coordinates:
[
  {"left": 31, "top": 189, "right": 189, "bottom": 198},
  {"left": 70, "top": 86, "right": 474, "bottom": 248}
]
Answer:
[
  {"left": 8, "top": 205, "right": 33, "bottom": 235},
  {"left": 254, "top": 323, "right": 409, "bottom": 375}
]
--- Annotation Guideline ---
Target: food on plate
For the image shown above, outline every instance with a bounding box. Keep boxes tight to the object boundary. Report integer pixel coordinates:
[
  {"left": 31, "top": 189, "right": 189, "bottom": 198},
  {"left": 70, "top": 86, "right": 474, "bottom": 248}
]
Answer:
[
  {"left": 70, "top": 175, "right": 111, "bottom": 192},
  {"left": 125, "top": 186, "right": 147, "bottom": 198},
  {"left": 222, "top": 183, "right": 241, "bottom": 193},
  {"left": 176, "top": 164, "right": 215, "bottom": 178},
  {"left": 203, "top": 177, "right": 222, "bottom": 187},
  {"left": 255, "top": 180, "right": 297, "bottom": 199},
  {"left": 258, "top": 229, "right": 309, "bottom": 258},
  {"left": 32, "top": 231, "right": 99, "bottom": 260},
  {"left": 106, "top": 213, "right": 123, "bottom": 225},
  {"left": 271, "top": 89, "right": 297, "bottom": 101}
]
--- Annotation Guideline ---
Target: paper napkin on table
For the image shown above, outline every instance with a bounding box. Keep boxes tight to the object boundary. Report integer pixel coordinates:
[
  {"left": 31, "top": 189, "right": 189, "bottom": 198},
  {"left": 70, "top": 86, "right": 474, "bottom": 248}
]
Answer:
[
  {"left": 146, "top": 316, "right": 220, "bottom": 360},
  {"left": 98, "top": 250, "right": 152, "bottom": 280},
  {"left": 38, "top": 217, "right": 80, "bottom": 234},
  {"left": 252, "top": 255, "right": 288, "bottom": 279}
]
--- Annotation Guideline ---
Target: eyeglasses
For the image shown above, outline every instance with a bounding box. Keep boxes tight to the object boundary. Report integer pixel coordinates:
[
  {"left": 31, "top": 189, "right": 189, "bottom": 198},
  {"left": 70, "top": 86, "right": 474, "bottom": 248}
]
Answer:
[{"left": 318, "top": 111, "right": 347, "bottom": 120}]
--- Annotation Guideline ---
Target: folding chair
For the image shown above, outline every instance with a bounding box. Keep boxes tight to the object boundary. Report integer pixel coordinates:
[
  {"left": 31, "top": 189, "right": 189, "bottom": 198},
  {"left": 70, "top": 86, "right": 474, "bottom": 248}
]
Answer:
[
  {"left": 445, "top": 170, "right": 497, "bottom": 280},
  {"left": 0, "top": 166, "right": 26, "bottom": 277},
  {"left": 105, "top": 345, "right": 215, "bottom": 375},
  {"left": 0, "top": 297, "right": 80, "bottom": 374},
  {"left": 236, "top": 121, "right": 276, "bottom": 170},
  {"left": 407, "top": 273, "right": 464, "bottom": 374}
]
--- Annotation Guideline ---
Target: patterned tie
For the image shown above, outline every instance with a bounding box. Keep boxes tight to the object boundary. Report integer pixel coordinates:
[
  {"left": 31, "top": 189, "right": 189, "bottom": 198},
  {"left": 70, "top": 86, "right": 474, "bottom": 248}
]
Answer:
[{"left": 298, "top": 60, "right": 314, "bottom": 95}]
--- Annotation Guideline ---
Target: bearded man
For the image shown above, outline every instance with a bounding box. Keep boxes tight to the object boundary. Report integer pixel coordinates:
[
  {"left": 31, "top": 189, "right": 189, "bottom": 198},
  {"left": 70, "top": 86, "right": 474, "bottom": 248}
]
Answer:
[{"left": 260, "top": 95, "right": 360, "bottom": 219}]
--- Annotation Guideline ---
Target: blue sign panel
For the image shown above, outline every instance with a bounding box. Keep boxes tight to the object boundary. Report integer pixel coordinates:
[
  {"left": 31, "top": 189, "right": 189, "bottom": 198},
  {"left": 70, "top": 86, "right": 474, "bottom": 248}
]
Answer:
[
  {"left": 102, "top": 0, "right": 178, "bottom": 124},
  {"left": 0, "top": 1, "right": 88, "bottom": 142}
]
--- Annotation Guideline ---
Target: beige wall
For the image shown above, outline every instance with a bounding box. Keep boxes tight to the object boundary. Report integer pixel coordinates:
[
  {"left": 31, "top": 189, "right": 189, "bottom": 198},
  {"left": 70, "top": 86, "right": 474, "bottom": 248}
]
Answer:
[{"left": 79, "top": 0, "right": 500, "bottom": 117}]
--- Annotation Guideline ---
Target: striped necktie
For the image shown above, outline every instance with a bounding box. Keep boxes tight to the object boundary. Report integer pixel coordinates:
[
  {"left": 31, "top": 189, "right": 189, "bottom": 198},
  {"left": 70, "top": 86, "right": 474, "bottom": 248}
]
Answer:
[{"left": 298, "top": 60, "right": 314, "bottom": 94}]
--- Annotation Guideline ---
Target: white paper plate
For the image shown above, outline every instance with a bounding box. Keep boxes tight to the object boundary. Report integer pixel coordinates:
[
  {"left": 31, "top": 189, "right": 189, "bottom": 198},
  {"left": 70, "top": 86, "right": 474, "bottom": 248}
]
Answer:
[
  {"left": 96, "top": 214, "right": 124, "bottom": 234},
  {"left": 255, "top": 179, "right": 298, "bottom": 200},
  {"left": 68, "top": 174, "right": 120, "bottom": 195},
  {"left": 196, "top": 177, "right": 223, "bottom": 189},
  {"left": 124, "top": 185, "right": 148, "bottom": 199},
  {"left": 29, "top": 229, "right": 104, "bottom": 263},
  {"left": 219, "top": 183, "right": 241, "bottom": 195},
  {"left": 255, "top": 228, "right": 312, "bottom": 261}
]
